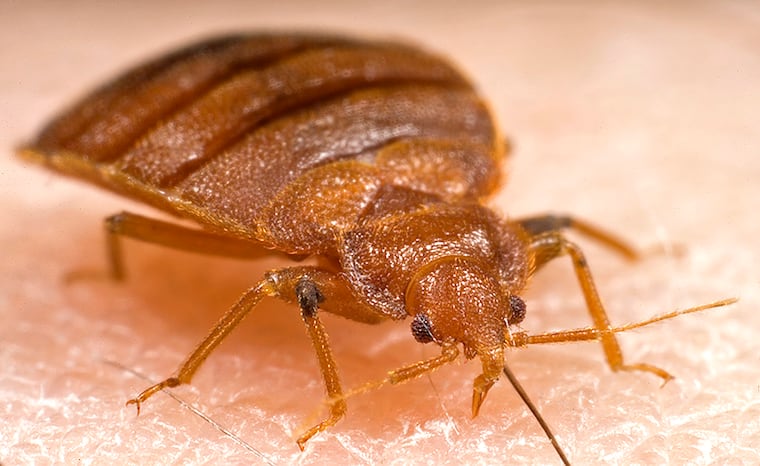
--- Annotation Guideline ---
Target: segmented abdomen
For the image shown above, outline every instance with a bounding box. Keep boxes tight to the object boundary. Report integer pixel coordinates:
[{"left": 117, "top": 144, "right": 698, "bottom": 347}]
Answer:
[{"left": 27, "top": 34, "right": 502, "bottom": 241}]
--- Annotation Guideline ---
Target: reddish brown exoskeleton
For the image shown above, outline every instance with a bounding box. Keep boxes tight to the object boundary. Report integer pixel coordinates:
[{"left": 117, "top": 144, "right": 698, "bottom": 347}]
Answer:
[{"left": 19, "top": 33, "right": 733, "bottom": 463}]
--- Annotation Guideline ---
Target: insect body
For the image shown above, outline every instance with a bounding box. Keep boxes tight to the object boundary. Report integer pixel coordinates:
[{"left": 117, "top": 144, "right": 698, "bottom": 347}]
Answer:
[{"left": 19, "top": 33, "right": 731, "bottom": 461}]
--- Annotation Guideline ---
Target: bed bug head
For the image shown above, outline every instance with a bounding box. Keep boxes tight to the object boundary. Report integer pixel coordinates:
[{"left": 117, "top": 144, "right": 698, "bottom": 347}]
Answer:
[{"left": 406, "top": 255, "right": 527, "bottom": 415}]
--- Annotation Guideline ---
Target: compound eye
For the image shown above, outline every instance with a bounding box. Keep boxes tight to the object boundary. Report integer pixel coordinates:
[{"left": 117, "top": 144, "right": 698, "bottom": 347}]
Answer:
[
  {"left": 507, "top": 295, "right": 526, "bottom": 325},
  {"left": 411, "top": 313, "right": 435, "bottom": 343}
]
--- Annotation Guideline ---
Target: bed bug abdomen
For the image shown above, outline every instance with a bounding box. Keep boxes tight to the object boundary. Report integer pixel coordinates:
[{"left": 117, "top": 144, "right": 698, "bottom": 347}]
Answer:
[{"left": 26, "top": 34, "right": 503, "bottom": 247}]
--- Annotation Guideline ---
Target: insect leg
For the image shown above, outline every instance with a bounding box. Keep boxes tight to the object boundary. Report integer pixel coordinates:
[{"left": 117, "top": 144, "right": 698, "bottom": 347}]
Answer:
[
  {"left": 103, "top": 211, "right": 283, "bottom": 279},
  {"left": 126, "top": 277, "right": 279, "bottom": 412},
  {"left": 266, "top": 267, "right": 389, "bottom": 448},
  {"left": 126, "top": 266, "right": 387, "bottom": 449},
  {"left": 526, "top": 231, "right": 672, "bottom": 382},
  {"left": 517, "top": 214, "right": 638, "bottom": 263}
]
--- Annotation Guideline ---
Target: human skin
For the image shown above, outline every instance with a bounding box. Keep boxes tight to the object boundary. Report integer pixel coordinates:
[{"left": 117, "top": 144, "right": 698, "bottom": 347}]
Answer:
[{"left": 2, "top": 2, "right": 759, "bottom": 465}]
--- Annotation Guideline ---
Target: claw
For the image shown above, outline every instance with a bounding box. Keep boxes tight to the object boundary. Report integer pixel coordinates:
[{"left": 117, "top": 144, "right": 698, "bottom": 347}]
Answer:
[
  {"left": 125, "top": 377, "right": 181, "bottom": 414},
  {"left": 125, "top": 397, "right": 142, "bottom": 415}
]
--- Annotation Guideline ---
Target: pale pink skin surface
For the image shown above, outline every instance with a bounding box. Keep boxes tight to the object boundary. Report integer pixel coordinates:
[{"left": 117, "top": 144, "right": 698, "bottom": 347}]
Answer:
[{"left": 3, "top": 2, "right": 759, "bottom": 465}]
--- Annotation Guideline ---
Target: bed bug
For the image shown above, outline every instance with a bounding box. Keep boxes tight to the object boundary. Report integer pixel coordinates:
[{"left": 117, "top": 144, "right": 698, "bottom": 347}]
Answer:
[{"left": 19, "top": 32, "right": 734, "bottom": 463}]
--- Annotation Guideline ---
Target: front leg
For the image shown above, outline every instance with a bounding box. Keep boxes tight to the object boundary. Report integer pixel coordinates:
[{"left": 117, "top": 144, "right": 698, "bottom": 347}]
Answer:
[
  {"left": 126, "top": 266, "right": 386, "bottom": 449},
  {"left": 526, "top": 231, "right": 672, "bottom": 382},
  {"left": 290, "top": 274, "right": 346, "bottom": 450}
]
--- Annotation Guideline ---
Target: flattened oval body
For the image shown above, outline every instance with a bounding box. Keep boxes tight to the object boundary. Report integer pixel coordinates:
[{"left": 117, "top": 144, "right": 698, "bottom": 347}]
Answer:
[
  {"left": 20, "top": 32, "right": 717, "bottom": 463},
  {"left": 22, "top": 33, "right": 505, "bottom": 252}
]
